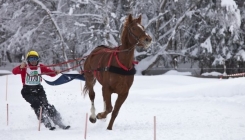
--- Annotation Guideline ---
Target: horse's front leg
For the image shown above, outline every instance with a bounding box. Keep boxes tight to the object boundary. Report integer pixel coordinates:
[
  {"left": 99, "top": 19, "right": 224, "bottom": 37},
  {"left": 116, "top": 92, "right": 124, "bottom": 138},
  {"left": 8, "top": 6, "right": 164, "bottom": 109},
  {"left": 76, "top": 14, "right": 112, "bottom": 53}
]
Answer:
[
  {"left": 96, "top": 87, "right": 113, "bottom": 119},
  {"left": 96, "top": 100, "right": 108, "bottom": 122},
  {"left": 107, "top": 93, "right": 129, "bottom": 130}
]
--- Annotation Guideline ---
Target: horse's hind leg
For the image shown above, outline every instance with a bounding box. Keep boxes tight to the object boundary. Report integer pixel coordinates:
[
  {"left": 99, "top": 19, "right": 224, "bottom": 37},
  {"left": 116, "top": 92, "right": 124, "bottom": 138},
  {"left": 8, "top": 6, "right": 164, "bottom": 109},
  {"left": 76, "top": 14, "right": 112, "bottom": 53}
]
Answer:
[
  {"left": 89, "top": 88, "right": 96, "bottom": 123},
  {"left": 84, "top": 73, "right": 97, "bottom": 123}
]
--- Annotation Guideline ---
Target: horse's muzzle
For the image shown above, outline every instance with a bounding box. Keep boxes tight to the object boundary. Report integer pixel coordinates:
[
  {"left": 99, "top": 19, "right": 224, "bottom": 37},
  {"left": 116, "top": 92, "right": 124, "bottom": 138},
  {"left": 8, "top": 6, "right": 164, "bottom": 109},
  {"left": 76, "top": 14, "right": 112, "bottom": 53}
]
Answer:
[{"left": 140, "top": 34, "right": 152, "bottom": 49}]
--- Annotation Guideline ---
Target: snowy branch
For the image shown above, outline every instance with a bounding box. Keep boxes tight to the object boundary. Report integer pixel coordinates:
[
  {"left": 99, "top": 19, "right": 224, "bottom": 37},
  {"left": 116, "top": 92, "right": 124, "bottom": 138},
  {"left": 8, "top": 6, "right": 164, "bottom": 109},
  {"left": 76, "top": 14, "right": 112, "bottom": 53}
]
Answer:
[
  {"left": 145, "top": 12, "right": 168, "bottom": 29},
  {"left": 165, "top": 6, "right": 196, "bottom": 51},
  {"left": 30, "top": 0, "right": 70, "bottom": 68}
]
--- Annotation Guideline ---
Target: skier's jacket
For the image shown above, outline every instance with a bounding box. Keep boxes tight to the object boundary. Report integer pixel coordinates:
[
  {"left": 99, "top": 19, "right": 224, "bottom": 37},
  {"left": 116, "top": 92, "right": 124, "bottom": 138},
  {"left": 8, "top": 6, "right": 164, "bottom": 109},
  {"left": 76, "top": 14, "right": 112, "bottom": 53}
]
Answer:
[{"left": 12, "top": 64, "right": 57, "bottom": 85}]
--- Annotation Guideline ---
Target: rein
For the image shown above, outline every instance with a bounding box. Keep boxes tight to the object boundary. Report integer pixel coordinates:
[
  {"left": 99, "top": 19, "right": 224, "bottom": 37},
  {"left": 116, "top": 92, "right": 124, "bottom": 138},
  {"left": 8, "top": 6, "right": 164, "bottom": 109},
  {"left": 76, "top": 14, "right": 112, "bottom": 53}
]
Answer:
[
  {"left": 19, "top": 57, "right": 87, "bottom": 76},
  {"left": 21, "top": 23, "right": 142, "bottom": 74},
  {"left": 23, "top": 56, "right": 86, "bottom": 69}
]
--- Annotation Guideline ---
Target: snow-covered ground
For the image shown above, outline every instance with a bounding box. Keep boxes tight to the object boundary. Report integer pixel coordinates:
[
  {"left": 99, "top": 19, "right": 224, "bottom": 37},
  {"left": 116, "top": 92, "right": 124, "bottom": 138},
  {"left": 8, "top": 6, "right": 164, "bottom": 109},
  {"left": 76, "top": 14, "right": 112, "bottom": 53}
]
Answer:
[
  {"left": 1, "top": 70, "right": 245, "bottom": 140},
  {"left": 0, "top": 70, "right": 11, "bottom": 75}
]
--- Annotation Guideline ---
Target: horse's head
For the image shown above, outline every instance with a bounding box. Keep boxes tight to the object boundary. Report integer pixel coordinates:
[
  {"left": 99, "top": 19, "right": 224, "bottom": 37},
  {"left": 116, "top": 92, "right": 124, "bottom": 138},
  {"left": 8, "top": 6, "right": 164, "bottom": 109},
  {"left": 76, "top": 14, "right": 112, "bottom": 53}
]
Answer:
[{"left": 122, "top": 14, "right": 152, "bottom": 49}]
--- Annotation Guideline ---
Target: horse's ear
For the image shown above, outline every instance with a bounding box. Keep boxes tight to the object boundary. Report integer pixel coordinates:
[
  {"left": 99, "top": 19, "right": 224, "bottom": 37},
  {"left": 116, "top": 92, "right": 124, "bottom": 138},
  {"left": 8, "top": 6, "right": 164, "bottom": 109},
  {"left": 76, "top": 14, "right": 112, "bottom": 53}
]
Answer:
[
  {"left": 137, "top": 15, "right": 142, "bottom": 23},
  {"left": 128, "top": 14, "right": 133, "bottom": 23}
]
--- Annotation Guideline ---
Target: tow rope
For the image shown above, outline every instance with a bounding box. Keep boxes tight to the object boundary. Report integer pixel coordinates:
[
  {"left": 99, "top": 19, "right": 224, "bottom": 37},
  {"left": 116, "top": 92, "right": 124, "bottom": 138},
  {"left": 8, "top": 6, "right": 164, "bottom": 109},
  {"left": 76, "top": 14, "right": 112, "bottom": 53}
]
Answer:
[{"left": 43, "top": 74, "right": 85, "bottom": 86}]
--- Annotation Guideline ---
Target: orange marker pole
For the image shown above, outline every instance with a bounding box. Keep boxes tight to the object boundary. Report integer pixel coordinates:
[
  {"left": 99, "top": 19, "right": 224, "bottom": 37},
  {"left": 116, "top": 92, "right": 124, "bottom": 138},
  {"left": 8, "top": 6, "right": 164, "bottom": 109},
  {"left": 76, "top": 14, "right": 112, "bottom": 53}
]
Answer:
[
  {"left": 38, "top": 107, "right": 43, "bottom": 131},
  {"left": 7, "top": 104, "right": 9, "bottom": 126},
  {"left": 84, "top": 113, "right": 88, "bottom": 139},
  {"left": 154, "top": 116, "right": 156, "bottom": 140}
]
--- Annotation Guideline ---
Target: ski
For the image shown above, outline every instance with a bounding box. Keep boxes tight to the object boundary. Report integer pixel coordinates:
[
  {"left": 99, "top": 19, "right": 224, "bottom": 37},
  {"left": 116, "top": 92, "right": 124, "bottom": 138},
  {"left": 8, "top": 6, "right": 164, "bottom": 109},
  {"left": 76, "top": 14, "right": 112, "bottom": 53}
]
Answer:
[
  {"left": 49, "top": 126, "right": 56, "bottom": 130},
  {"left": 60, "top": 125, "right": 71, "bottom": 130}
]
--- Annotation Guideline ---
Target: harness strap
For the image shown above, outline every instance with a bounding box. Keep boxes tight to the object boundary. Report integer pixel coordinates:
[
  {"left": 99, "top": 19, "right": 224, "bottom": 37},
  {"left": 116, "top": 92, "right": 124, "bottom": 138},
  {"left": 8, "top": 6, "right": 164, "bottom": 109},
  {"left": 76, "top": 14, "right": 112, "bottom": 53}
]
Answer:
[
  {"left": 115, "top": 53, "right": 131, "bottom": 71},
  {"left": 83, "top": 46, "right": 139, "bottom": 74},
  {"left": 107, "top": 53, "right": 114, "bottom": 67},
  {"left": 133, "top": 61, "right": 138, "bottom": 65}
]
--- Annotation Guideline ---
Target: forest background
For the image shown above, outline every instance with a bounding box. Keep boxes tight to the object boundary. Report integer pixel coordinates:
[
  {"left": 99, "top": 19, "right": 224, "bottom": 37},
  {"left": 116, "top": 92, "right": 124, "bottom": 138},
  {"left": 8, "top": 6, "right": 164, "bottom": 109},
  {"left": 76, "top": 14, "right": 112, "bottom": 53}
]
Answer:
[{"left": 0, "top": 0, "right": 244, "bottom": 75}]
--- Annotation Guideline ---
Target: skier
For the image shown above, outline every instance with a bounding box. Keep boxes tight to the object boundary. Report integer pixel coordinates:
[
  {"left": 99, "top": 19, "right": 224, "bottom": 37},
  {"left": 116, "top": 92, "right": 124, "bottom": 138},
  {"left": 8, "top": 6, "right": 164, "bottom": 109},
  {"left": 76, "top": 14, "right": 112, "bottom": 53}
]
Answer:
[{"left": 12, "top": 50, "right": 70, "bottom": 130}]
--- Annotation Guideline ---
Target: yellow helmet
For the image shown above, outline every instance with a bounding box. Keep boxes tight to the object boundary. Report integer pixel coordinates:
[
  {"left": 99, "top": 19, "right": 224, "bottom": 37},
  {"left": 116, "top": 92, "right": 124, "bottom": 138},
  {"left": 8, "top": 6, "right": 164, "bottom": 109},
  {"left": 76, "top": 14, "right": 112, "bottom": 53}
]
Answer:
[
  {"left": 26, "top": 51, "right": 40, "bottom": 66},
  {"left": 26, "top": 51, "right": 39, "bottom": 58}
]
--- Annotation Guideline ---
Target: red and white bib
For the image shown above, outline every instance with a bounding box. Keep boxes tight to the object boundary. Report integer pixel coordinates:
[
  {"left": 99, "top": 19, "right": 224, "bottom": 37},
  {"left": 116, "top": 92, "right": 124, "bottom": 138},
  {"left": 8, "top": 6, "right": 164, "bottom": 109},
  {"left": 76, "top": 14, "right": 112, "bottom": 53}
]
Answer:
[{"left": 25, "top": 65, "right": 41, "bottom": 85}]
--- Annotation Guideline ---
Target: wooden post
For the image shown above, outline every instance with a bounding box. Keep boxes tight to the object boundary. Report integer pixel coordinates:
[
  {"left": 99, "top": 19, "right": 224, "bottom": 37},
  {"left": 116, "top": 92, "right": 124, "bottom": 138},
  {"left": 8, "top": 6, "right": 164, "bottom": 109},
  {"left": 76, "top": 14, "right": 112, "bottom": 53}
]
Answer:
[
  {"left": 7, "top": 104, "right": 9, "bottom": 126},
  {"left": 6, "top": 75, "right": 8, "bottom": 101},
  {"left": 84, "top": 113, "right": 88, "bottom": 139},
  {"left": 154, "top": 116, "right": 156, "bottom": 140},
  {"left": 38, "top": 107, "right": 43, "bottom": 131}
]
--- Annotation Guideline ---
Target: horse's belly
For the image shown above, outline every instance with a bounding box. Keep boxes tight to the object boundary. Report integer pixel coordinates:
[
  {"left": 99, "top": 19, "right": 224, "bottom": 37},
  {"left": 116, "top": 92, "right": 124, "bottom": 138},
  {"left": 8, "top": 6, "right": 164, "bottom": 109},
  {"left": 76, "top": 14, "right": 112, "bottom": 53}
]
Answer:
[{"left": 110, "top": 75, "right": 134, "bottom": 93}]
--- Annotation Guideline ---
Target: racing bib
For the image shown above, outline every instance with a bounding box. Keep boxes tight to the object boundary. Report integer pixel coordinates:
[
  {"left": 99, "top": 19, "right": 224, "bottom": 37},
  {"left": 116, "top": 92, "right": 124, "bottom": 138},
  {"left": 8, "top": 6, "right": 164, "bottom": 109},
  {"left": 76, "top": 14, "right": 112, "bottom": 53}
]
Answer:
[{"left": 25, "top": 65, "right": 41, "bottom": 85}]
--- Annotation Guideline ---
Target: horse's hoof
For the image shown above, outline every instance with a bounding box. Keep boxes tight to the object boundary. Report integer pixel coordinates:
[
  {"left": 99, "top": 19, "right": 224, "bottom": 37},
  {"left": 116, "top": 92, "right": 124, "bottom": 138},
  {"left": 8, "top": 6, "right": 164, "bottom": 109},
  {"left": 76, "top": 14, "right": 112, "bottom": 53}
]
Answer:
[
  {"left": 107, "top": 127, "right": 112, "bottom": 130},
  {"left": 89, "top": 117, "right": 97, "bottom": 123},
  {"left": 96, "top": 113, "right": 101, "bottom": 119}
]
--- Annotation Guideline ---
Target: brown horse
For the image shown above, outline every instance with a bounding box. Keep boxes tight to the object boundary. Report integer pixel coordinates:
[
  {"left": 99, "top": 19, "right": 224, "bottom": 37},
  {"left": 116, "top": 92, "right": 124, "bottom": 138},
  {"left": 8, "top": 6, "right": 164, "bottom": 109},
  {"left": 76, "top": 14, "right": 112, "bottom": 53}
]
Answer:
[{"left": 83, "top": 14, "right": 152, "bottom": 130}]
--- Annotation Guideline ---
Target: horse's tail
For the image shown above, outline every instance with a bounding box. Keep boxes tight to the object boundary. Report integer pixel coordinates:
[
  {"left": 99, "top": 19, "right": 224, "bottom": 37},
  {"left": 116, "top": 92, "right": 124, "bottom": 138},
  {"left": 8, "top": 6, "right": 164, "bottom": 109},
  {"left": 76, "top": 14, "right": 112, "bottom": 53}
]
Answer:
[
  {"left": 82, "top": 77, "right": 96, "bottom": 97},
  {"left": 82, "top": 83, "right": 89, "bottom": 97}
]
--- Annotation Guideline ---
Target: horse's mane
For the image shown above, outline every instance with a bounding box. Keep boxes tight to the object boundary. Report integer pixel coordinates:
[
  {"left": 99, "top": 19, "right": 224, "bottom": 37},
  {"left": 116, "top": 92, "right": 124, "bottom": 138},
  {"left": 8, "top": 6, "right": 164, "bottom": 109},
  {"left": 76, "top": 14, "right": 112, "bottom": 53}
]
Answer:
[
  {"left": 97, "top": 45, "right": 117, "bottom": 50},
  {"left": 121, "top": 17, "right": 131, "bottom": 44}
]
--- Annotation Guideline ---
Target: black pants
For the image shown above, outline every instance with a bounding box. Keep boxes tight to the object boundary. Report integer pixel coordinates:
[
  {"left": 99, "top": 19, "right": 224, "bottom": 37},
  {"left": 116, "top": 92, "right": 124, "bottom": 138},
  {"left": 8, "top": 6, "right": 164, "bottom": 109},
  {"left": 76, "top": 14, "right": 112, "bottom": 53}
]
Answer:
[
  {"left": 21, "top": 85, "right": 48, "bottom": 109},
  {"left": 21, "top": 85, "right": 64, "bottom": 127}
]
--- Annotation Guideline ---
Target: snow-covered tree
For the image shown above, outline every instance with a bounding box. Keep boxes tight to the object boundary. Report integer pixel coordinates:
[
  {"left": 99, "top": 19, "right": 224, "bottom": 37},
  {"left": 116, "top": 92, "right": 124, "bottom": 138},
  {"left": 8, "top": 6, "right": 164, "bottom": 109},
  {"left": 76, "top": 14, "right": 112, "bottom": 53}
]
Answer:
[{"left": 0, "top": 0, "right": 244, "bottom": 75}]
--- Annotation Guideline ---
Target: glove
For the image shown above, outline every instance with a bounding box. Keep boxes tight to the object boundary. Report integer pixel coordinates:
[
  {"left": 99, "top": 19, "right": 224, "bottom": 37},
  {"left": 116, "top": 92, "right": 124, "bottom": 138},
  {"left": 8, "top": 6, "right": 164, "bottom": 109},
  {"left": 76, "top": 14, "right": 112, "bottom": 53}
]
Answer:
[{"left": 20, "top": 62, "right": 26, "bottom": 69}]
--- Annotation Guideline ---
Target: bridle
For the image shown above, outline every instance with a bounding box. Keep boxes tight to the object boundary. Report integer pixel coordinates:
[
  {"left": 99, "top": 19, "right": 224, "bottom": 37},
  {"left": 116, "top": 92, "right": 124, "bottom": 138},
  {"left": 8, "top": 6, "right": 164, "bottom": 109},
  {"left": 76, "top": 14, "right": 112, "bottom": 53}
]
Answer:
[
  {"left": 128, "top": 23, "right": 146, "bottom": 44},
  {"left": 122, "top": 22, "right": 146, "bottom": 52}
]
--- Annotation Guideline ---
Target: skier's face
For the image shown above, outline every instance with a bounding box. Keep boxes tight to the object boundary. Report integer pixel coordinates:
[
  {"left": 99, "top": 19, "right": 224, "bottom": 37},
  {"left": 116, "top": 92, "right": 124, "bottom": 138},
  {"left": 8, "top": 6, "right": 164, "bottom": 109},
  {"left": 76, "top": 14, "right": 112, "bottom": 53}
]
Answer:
[
  {"left": 27, "top": 56, "right": 39, "bottom": 66},
  {"left": 29, "top": 61, "right": 38, "bottom": 66}
]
